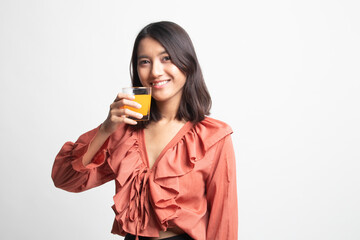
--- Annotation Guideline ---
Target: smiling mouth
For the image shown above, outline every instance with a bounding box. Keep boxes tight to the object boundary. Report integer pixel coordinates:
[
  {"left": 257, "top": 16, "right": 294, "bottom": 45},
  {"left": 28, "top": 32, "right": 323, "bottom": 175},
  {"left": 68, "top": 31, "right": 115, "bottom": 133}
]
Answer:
[{"left": 151, "top": 80, "right": 170, "bottom": 87}]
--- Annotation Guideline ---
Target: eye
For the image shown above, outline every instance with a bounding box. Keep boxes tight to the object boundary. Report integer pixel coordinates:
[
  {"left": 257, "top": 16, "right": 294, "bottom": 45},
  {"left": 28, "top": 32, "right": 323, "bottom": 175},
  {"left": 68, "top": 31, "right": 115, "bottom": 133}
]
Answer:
[
  {"left": 162, "top": 55, "right": 171, "bottom": 62},
  {"left": 138, "top": 59, "right": 150, "bottom": 65}
]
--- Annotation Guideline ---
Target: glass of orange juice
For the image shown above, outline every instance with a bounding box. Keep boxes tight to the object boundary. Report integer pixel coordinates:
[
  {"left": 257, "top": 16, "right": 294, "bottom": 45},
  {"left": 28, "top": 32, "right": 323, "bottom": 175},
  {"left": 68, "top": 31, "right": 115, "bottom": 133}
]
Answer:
[{"left": 122, "top": 87, "right": 152, "bottom": 121}]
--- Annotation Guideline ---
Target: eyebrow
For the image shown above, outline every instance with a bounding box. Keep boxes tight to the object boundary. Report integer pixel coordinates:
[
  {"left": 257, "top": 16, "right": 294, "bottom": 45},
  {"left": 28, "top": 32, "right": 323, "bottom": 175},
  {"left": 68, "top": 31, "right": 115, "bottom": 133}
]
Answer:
[{"left": 137, "top": 51, "right": 168, "bottom": 59}]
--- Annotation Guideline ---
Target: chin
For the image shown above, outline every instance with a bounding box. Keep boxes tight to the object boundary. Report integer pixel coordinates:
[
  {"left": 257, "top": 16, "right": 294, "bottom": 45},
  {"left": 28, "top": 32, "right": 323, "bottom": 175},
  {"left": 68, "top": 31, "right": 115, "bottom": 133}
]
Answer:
[{"left": 152, "top": 96, "right": 166, "bottom": 102}]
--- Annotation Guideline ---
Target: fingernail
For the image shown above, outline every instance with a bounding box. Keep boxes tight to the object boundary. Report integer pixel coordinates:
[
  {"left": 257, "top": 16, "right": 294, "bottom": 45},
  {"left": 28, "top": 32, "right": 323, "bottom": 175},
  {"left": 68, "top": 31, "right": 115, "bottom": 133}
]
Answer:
[
  {"left": 137, "top": 113, "right": 143, "bottom": 119},
  {"left": 137, "top": 103, "right": 142, "bottom": 108}
]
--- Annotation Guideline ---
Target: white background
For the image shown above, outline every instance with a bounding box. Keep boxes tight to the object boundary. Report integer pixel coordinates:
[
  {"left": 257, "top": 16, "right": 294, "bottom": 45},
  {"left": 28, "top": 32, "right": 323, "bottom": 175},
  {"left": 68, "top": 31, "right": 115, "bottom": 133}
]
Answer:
[{"left": 1, "top": 0, "right": 359, "bottom": 239}]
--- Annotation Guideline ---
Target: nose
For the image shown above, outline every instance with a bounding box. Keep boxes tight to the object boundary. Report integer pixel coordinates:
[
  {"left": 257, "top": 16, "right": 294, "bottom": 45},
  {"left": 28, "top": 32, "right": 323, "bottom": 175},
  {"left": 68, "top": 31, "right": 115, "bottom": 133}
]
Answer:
[{"left": 151, "top": 60, "right": 164, "bottom": 78}]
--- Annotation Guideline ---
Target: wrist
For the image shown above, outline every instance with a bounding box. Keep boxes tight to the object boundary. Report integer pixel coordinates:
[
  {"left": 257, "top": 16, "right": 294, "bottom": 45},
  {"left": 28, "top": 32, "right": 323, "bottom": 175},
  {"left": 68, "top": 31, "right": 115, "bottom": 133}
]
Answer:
[{"left": 99, "top": 123, "right": 114, "bottom": 137}]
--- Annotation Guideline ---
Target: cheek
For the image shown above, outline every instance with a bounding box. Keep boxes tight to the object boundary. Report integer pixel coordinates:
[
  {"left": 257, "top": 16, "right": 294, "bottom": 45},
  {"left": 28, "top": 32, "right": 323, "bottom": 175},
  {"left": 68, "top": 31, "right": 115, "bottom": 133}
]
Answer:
[
  {"left": 177, "top": 72, "right": 187, "bottom": 85},
  {"left": 169, "top": 64, "right": 182, "bottom": 74},
  {"left": 137, "top": 68, "right": 147, "bottom": 81},
  {"left": 170, "top": 66, "right": 186, "bottom": 82}
]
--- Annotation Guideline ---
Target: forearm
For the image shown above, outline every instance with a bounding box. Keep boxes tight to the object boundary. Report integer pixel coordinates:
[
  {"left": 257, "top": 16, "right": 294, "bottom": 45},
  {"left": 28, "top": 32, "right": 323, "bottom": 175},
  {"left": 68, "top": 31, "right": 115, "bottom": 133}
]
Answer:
[
  {"left": 52, "top": 125, "right": 117, "bottom": 192},
  {"left": 82, "top": 125, "right": 112, "bottom": 166}
]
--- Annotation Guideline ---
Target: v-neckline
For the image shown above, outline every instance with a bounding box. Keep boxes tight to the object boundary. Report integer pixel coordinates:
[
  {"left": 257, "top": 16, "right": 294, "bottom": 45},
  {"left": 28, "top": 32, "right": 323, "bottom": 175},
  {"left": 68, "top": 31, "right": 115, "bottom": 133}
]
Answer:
[{"left": 138, "top": 121, "right": 194, "bottom": 171}]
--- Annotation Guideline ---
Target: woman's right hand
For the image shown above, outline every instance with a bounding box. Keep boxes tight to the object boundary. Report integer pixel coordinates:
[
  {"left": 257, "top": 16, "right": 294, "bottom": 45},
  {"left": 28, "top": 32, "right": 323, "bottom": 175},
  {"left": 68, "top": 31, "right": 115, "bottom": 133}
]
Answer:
[
  {"left": 82, "top": 93, "right": 142, "bottom": 166},
  {"left": 100, "top": 93, "right": 143, "bottom": 135}
]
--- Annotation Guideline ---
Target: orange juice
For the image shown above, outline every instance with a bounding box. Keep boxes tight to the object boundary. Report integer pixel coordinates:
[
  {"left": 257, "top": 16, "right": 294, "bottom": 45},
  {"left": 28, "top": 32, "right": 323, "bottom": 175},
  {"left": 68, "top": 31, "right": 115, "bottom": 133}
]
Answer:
[{"left": 125, "top": 94, "right": 151, "bottom": 120}]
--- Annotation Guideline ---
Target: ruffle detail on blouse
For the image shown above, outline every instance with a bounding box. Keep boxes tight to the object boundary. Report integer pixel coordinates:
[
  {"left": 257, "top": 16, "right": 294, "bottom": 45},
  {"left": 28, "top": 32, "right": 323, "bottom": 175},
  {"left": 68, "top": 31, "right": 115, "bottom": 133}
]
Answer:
[
  {"left": 108, "top": 118, "right": 232, "bottom": 237},
  {"left": 109, "top": 130, "right": 160, "bottom": 237},
  {"left": 151, "top": 117, "right": 233, "bottom": 230},
  {"left": 154, "top": 117, "right": 233, "bottom": 180}
]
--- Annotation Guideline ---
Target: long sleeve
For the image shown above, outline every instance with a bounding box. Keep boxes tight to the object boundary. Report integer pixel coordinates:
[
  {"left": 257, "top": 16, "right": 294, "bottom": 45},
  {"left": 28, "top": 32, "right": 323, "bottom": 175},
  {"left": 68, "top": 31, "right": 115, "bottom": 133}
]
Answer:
[
  {"left": 206, "top": 134, "right": 238, "bottom": 240},
  {"left": 51, "top": 126, "right": 116, "bottom": 193}
]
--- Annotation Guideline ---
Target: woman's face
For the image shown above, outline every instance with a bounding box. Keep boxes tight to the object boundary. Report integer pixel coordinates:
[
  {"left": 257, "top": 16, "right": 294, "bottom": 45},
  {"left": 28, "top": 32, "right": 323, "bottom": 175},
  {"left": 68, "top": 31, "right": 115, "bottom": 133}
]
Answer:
[{"left": 137, "top": 37, "right": 186, "bottom": 105}]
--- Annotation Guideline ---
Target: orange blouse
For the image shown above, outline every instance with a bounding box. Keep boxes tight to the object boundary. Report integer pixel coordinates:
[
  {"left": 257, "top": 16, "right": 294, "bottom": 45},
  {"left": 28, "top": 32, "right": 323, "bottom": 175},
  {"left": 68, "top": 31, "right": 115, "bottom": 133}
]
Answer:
[{"left": 52, "top": 117, "right": 238, "bottom": 239}]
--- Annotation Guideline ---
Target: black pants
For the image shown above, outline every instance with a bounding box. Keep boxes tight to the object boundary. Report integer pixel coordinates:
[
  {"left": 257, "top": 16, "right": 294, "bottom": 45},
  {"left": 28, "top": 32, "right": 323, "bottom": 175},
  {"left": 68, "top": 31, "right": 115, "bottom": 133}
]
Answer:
[{"left": 124, "top": 233, "right": 193, "bottom": 240}]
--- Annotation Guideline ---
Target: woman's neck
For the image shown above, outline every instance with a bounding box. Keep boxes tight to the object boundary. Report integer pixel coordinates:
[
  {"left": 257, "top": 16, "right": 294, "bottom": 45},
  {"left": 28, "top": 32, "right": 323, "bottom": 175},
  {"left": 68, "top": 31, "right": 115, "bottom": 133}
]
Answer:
[{"left": 156, "top": 100, "right": 181, "bottom": 122}]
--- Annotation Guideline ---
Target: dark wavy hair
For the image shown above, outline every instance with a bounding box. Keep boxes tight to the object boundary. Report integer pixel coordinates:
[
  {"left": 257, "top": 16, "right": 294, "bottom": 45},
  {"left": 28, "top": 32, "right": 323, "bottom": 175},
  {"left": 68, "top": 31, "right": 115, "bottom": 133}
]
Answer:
[{"left": 130, "top": 21, "right": 211, "bottom": 128}]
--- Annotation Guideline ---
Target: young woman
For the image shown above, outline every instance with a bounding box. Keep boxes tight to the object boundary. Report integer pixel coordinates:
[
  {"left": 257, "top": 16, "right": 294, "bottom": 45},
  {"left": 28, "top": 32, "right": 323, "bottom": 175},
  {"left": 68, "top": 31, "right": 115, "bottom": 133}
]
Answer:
[{"left": 52, "top": 21, "right": 238, "bottom": 240}]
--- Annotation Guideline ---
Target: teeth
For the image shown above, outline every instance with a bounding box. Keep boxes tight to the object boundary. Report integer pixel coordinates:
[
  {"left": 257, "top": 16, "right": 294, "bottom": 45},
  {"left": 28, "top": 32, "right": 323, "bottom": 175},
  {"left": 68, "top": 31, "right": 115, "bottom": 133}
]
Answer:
[{"left": 152, "top": 80, "right": 168, "bottom": 86}]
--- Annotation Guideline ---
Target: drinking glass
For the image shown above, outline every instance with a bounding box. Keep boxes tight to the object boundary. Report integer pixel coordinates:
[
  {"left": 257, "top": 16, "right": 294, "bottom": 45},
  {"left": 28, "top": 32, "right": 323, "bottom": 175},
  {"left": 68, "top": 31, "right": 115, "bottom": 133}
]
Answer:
[{"left": 122, "top": 87, "right": 152, "bottom": 121}]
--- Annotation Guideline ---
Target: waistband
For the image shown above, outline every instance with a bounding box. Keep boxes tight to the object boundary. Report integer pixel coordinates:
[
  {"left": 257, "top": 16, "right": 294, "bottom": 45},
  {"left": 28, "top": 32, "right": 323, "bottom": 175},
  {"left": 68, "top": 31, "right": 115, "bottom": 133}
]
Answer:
[{"left": 124, "top": 233, "right": 193, "bottom": 240}]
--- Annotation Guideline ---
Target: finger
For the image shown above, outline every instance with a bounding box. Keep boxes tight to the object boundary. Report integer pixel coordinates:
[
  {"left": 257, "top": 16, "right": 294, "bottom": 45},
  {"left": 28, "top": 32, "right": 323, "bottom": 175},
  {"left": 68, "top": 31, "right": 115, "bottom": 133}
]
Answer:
[
  {"left": 110, "top": 115, "right": 138, "bottom": 125},
  {"left": 111, "top": 99, "right": 141, "bottom": 110},
  {"left": 114, "top": 93, "right": 135, "bottom": 102},
  {"left": 121, "top": 108, "right": 143, "bottom": 119},
  {"left": 110, "top": 108, "right": 143, "bottom": 120},
  {"left": 123, "top": 117, "right": 138, "bottom": 125}
]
